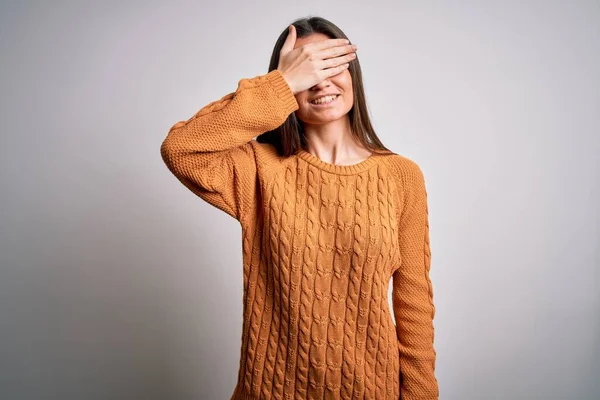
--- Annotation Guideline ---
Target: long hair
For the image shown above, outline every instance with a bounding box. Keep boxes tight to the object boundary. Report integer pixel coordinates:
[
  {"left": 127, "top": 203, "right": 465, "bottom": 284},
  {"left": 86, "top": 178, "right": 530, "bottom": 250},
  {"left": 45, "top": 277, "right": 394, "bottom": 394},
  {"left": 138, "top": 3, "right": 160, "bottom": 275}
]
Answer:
[{"left": 256, "top": 16, "right": 393, "bottom": 157}]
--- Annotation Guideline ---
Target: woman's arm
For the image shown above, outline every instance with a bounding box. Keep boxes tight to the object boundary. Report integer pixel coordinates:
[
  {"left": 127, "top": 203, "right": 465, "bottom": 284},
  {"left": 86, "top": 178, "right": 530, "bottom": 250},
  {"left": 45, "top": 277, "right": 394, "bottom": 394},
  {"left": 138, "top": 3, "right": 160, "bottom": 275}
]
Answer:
[
  {"left": 160, "top": 69, "right": 298, "bottom": 222},
  {"left": 392, "top": 157, "right": 439, "bottom": 399}
]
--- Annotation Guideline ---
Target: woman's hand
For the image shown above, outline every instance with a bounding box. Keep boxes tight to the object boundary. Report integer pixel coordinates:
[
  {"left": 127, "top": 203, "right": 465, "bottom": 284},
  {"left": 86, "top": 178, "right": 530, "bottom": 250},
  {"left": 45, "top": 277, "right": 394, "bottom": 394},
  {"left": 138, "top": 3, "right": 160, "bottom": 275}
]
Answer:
[{"left": 277, "top": 24, "right": 357, "bottom": 95}]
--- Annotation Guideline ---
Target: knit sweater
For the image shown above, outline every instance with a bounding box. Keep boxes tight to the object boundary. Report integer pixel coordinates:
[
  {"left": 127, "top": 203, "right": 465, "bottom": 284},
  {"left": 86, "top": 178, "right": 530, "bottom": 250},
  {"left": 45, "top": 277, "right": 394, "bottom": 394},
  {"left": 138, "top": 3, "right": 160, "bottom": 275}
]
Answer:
[{"left": 160, "top": 69, "right": 438, "bottom": 400}]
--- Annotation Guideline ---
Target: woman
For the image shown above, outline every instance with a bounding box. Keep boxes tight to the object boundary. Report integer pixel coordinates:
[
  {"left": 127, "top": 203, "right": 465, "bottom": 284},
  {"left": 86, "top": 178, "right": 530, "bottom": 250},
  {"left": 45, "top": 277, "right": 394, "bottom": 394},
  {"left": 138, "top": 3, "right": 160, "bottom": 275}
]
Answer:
[{"left": 161, "top": 16, "right": 438, "bottom": 400}]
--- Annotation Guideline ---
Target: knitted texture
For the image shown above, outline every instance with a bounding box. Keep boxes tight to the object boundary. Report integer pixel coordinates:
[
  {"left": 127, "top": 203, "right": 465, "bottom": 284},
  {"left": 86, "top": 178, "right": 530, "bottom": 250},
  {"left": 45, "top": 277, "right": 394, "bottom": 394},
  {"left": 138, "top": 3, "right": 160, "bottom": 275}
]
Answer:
[{"left": 160, "top": 69, "right": 438, "bottom": 400}]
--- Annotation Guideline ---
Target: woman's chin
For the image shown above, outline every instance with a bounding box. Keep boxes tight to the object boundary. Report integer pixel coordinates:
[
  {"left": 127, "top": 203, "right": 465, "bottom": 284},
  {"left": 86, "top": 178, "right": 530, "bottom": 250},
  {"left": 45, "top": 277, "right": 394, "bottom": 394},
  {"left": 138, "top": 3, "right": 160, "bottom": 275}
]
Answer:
[{"left": 303, "top": 109, "right": 349, "bottom": 123}]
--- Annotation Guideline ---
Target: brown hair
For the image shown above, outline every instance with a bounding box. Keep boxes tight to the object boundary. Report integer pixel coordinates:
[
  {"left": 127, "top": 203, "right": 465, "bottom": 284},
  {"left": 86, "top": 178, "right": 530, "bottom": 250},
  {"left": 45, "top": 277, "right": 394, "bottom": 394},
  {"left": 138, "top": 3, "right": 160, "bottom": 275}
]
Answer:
[{"left": 256, "top": 16, "right": 394, "bottom": 157}]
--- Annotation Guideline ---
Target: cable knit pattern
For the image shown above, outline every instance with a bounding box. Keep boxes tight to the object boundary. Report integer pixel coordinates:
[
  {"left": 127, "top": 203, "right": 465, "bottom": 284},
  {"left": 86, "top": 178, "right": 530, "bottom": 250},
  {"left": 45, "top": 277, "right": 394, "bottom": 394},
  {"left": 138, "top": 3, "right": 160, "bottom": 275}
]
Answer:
[{"left": 160, "top": 69, "right": 438, "bottom": 400}]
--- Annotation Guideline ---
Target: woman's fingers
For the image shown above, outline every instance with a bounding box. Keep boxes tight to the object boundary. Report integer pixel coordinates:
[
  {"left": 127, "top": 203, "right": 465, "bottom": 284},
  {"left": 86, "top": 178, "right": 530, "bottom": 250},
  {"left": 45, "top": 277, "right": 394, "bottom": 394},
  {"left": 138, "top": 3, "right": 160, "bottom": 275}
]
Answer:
[
  {"left": 314, "top": 44, "right": 357, "bottom": 60},
  {"left": 315, "top": 47, "right": 356, "bottom": 68},
  {"left": 277, "top": 34, "right": 356, "bottom": 94},
  {"left": 323, "top": 62, "right": 350, "bottom": 78},
  {"left": 305, "top": 37, "right": 350, "bottom": 52},
  {"left": 280, "top": 25, "right": 297, "bottom": 55}
]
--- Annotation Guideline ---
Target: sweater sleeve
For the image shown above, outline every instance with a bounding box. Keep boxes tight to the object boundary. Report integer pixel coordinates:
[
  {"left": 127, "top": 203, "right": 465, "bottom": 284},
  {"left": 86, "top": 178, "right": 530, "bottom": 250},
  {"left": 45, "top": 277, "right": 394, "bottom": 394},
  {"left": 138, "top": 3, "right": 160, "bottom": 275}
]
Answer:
[
  {"left": 391, "top": 158, "right": 439, "bottom": 399},
  {"left": 160, "top": 69, "right": 299, "bottom": 222}
]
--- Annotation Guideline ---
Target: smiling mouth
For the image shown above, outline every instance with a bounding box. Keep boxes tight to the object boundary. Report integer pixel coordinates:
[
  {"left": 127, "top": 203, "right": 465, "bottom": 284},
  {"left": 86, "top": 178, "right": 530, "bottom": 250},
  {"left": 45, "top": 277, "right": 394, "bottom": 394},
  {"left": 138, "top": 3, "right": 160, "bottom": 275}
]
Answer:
[{"left": 310, "top": 94, "right": 340, "bottom": 106}]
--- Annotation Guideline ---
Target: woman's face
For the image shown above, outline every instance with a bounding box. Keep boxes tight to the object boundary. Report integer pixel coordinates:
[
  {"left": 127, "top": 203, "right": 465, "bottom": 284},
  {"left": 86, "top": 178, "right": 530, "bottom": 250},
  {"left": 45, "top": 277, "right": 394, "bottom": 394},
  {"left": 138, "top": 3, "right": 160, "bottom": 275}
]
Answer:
[{"left": 292, "top": 33, "right": 354, "bottom": 125}]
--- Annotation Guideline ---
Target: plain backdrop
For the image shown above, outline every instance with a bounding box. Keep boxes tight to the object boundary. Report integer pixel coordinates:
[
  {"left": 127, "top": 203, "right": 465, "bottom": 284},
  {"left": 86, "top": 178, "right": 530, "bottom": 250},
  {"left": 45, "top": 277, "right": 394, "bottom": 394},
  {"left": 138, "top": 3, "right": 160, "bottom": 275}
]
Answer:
[{"left": 1, "top": 1, "right": 599, "bottom": 399}]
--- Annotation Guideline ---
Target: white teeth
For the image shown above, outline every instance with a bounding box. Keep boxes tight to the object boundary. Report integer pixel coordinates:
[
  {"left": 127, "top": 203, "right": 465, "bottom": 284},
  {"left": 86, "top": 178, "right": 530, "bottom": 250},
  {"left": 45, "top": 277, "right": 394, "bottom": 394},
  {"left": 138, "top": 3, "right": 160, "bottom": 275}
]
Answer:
[{"left": 311, "top": 95, "right": 338, "bottom": 105}]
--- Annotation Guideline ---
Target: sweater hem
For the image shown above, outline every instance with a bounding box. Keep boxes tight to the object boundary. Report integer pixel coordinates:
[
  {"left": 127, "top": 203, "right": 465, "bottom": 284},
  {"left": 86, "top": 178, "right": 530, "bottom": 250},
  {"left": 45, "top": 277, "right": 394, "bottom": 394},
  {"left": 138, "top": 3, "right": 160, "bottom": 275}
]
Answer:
[{"left": 230, "top": 384, "right": 259, "bottom": 400}]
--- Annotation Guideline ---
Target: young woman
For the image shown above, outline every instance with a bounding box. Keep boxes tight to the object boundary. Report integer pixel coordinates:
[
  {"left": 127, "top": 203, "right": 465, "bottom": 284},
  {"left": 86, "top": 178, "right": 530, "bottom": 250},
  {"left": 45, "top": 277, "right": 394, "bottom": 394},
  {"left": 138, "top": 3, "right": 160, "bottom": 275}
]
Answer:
[{"left": 161, "top": 16, "right": 438, "bottom": 400}]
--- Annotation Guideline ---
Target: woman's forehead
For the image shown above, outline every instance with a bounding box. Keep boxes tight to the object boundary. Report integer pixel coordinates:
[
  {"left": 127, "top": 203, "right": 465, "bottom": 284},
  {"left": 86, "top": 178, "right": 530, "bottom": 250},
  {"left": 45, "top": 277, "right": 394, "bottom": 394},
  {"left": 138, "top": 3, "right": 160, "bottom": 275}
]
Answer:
[{"left": 293, "top": 32, "right": 331, "bottom": 49}]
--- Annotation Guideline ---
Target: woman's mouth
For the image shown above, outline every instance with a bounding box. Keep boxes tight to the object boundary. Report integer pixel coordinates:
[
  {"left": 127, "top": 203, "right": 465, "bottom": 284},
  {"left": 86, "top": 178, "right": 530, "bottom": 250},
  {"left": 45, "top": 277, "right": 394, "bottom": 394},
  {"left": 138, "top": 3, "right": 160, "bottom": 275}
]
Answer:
[{"left": 310, "top": 94, "right": 339, "bottom": 107}]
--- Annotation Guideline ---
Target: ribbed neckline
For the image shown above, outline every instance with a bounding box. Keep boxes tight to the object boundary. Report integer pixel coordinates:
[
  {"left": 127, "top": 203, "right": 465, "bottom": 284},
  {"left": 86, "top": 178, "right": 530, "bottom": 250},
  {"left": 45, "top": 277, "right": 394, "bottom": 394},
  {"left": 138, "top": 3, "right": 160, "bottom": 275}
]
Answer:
[{"left": 297, "top": 148, "right": 380, "bottom": 175}]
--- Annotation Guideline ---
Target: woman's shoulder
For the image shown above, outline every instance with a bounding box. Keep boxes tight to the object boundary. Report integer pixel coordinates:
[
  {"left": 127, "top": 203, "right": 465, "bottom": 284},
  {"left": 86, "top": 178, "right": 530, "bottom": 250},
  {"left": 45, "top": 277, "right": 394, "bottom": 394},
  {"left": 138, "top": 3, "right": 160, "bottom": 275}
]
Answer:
[
  {"left": 248, "top": 139, "right": 286, "bottom": 166},
  {"left": 378, "top": 149, "right": 424, "bottom": 179},
  {"left": 245, "top": 139, "right": 293, "bottom": 185}
]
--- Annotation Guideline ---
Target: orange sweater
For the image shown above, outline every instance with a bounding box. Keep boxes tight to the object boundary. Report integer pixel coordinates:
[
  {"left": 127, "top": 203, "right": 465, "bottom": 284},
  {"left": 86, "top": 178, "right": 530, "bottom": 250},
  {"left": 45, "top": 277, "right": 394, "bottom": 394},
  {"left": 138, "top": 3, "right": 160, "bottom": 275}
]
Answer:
[{"left": 160, "top": 69, "right": 438, "bottom": 400}]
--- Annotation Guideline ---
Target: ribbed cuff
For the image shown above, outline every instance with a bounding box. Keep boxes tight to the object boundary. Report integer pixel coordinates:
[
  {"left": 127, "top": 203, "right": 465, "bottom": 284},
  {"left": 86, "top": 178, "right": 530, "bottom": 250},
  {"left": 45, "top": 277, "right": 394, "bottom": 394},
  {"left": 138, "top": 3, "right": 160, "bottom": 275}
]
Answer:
[{"left": 265, "top": 69, "right": 299, "bottom": 115}]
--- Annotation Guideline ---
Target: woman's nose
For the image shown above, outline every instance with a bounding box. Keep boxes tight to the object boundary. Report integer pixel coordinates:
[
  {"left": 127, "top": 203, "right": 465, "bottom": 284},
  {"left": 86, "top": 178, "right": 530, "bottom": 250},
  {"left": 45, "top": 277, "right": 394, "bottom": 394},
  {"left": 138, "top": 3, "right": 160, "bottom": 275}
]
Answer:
[{"left": 312, "top": 79, "right": 331, "bottom": 89}]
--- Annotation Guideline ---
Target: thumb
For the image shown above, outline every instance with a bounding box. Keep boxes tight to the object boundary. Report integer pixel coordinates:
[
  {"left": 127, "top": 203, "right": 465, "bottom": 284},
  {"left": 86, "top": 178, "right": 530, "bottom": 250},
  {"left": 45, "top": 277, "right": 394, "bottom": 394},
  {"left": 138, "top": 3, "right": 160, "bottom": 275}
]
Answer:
[{"left": 280, "top": 24, "right": 296, "bottom": 55}]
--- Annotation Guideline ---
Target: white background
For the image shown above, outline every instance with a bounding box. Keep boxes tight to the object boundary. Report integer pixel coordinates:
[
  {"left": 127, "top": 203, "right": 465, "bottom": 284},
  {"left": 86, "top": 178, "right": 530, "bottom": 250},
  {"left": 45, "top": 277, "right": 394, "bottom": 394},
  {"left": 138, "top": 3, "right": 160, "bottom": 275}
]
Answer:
[{"left": 1, "top": 1, "right": 598, "bottom": 399}]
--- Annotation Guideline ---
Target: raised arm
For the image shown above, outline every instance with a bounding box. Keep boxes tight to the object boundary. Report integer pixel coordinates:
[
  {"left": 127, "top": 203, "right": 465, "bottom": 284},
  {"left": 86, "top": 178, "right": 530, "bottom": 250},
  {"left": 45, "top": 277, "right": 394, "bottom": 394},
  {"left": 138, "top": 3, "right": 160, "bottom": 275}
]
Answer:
[
  {"left": 160, "top": 69, "right": 298, "bottom": 222},
  {"left": 391, "top": 157, "right": 439, "bottom": 399}
]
